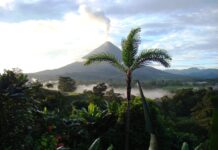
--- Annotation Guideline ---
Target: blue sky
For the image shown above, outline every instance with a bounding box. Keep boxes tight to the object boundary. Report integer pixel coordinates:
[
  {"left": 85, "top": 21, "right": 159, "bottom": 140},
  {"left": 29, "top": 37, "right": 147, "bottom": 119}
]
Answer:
[{"left": 0, "top": 0, "right": 217, "bottom": 73}]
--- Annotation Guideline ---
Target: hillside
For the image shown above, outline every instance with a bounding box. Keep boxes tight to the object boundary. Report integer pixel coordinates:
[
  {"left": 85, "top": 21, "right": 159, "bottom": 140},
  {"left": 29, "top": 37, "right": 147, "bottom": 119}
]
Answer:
[
  {"left": 165, "top": 67, "right": 218, "bottom": 79},
  {"left": 28, "top": 41, "right": 186, "bottom": 82}
]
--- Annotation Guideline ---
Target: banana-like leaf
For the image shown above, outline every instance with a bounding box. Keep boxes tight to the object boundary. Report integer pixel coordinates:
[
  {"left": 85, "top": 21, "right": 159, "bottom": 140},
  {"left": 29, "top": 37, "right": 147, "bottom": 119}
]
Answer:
[
  {"left": 137, "top": 81, "right": 158, "bottom": 150},
  {"left": 137, "top": 81, "right": 153, "bottom": 133},
  {"left": 107, "top": 144, "right": 114, "bottom": 150},
  {"left": 194, "top": 143, "right": 203, "bottom": 150},
  {"left": 181, "top": 142, "right": 189, "bottom": 150},
  {"left": 88, "top": 103, "right": 95, "bottom": 115},
  {"left": 148, "top": 133, "right": 158, "bottom": 150},
  {"left": 88, "top": 138, "right": 100, "bottom": 150}
]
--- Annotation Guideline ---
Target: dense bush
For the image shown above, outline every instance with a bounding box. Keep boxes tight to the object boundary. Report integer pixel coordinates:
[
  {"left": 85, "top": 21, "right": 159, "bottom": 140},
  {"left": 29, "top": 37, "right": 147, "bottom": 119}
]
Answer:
[
  {"left": 58, "top": 76, "right": 76, "bottom": 92},
  {"left": 0, "top": 70, "right": 217, "bottom": 150}
]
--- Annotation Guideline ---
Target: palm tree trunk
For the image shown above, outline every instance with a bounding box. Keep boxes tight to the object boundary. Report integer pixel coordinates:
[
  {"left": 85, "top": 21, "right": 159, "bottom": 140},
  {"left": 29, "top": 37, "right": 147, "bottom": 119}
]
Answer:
[{"left": 125, "top": 70, "right": 131, "bottom": 150}]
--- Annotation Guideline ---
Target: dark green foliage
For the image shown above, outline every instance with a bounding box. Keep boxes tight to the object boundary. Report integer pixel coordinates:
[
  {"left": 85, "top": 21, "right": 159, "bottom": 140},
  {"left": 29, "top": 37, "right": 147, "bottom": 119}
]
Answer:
[
  {"left": 181, "top": 142, "right": 206, "bottom": 150},
  {"left": 0, "top": 70, "right": 28, "bottom": 94},
  {"left": 58, "top": 76, "right": 76, "bottom": 92},
  {"left": 0, "top": 69, "right": 216, "bottom": 150},
  {"left": 0, "top": 70, "right": 37, "bottom": 150},
  {"left": 93, "top": 83, "right": 107, "bottom": 97},
  {"left": 170, "top": 89, "right": 200, "bottom": 116},
  {"left": 158, "top": 88, "right": 218, "bottom": 149},
  {"left": 191, "top": 89, "right": 215, "bottom": 130},
  {"left": 105, "top": 88, "right": 122, "bottom": 101},
  {"left": 88, "top": 138, "right": 100, "bottom": 150},
  {"left": 209, "top": 96, "right": 218, "bottom": 150},
  {"left": 137, "top": 81, "right": 153, "bottom": 133},
  {"left": 45, "top": 82, "right": 54, "bottom": 88},
  {"left": 88, "top": 138, "right": 114, "bottom": 150},
  {"left": 181, "top": 142, "right": 189, "bottom": 150},
  {"left": 35, "top": 133, "right": 57, "bottom": 150},
  {"left": 0, "top": 70, "right": 76, "bottom": 150}
]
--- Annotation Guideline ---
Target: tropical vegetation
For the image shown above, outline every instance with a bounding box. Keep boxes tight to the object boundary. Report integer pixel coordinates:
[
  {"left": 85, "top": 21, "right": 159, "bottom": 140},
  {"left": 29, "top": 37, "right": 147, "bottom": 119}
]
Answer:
[
  {"left": 0, "top": 69, "right": 217, "bottom": 150},
  {"left": 0, "top": 28, "right": 217, "bottom": 150},
  {"left": 85, "top": 27, "right": 171, "bottom": 150}
]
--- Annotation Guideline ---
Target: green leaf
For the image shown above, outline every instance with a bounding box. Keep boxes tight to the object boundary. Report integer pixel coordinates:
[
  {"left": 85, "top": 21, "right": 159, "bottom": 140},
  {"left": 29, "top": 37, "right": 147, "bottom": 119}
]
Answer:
[
  {"left": 194, "top": 143, "right": 203, "bottom": 150},
  {"left": 43, "top": 107, "right": 47, "bottom": 113},
  {"left": 84, "top": 53, "right": 126, "bottom": 72},
  {"left": 88, "top": 103, "right": 95, "bottom": 115},
  {"left": 88, "top": 138, "right": 101, "bottom": 150},
  {"left": 122, "top": 27, "right": 141, "bottom": 67},
  {"left": 107, "top": 144, "right": 113, "bottom": 150},
  {"left": 131, "top": 49, "right": 171, "bottom": 71},
  {"left": 181, "top": 142, "right": 189, "bottom": 150},
  {"left": 137, "top": 81, "right": 153, "bottom": 133}
]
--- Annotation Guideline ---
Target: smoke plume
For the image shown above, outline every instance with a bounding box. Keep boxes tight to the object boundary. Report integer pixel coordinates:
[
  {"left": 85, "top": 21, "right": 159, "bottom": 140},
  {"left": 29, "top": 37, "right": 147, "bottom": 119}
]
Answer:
[{"left": 78, "top": 5, "right": 110, "bottom": 40}]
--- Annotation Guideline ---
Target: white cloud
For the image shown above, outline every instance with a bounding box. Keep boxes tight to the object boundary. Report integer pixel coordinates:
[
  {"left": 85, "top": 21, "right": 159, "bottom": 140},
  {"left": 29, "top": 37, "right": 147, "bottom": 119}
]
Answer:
[
  {"left": 21, "top": 0, "right": 42, "bottom": 4},
  {"left": 0, "top": 0, "right": 14, "bottom": 9},
  {"left": 0, "top": 0, "right": 218, "bottom": 72},
  {"left": 0, "top": 9, "right": 109, "bottom": 73}
]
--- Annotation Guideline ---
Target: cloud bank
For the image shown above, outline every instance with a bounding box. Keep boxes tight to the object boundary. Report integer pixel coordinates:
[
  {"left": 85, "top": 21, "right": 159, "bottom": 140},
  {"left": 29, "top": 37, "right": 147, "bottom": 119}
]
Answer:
[{"left": 0, "top": 0, "right": 217, "bottom": 72}]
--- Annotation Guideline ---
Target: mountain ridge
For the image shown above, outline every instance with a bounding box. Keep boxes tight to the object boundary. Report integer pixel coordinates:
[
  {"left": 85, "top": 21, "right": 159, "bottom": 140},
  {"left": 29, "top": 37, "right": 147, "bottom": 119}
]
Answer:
[
  {"left": 165, "top": 68, "right": 218, "bottom": 79},
  {"left": 28, "top": 41, "right": 188, "bottom": 81}
]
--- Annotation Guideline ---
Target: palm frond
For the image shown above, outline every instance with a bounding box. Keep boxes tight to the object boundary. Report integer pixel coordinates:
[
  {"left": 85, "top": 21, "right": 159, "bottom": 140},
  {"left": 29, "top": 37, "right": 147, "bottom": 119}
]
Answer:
[
  {"left": 122, "top": 27, "right": 141, "bottom": 67},
  {"left": 131, "top": 49, "right": 171, "bottom": 70},
  {"left": 84, "top": 53, "right": 127, "bottom": 72}
]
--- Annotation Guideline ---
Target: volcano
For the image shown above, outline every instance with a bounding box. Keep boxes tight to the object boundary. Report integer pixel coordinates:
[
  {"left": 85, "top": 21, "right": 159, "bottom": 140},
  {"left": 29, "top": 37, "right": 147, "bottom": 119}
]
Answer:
[
  {"left": 83, "top": 41, "right": 122, "bottom": 59},
  {"left": 28, "top": 41, "right": 185, "bottom": 82}
]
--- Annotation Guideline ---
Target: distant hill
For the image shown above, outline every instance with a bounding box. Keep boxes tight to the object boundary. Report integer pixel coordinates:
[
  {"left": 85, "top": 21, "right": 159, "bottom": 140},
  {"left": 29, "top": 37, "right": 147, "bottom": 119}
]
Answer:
[
  {"left": 165, "top": 67, "right": 218, "bottom": 79},
  {"left": 28, "top": 41, "right": 187, "bottom": 82}
]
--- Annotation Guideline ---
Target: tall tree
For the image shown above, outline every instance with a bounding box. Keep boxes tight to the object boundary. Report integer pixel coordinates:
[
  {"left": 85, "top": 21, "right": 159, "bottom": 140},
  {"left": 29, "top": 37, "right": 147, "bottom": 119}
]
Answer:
[
  {"left": 85, "top": 27, "right": 171, "bottom": 150},
  {"left": 58, "top": 76, "right": 76, "bottom": 92},
  {"left": 93, "top": 82, "right": 107, "bottom": 97},
  {"left": 0, "top": 70, "right": 38, "bottom": 149}
]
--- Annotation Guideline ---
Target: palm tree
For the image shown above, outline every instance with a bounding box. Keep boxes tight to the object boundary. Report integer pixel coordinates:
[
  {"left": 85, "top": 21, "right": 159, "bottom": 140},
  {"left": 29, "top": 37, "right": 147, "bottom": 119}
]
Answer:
[{"left": 85, "top": 27, "right": 171, "bottom": 150}]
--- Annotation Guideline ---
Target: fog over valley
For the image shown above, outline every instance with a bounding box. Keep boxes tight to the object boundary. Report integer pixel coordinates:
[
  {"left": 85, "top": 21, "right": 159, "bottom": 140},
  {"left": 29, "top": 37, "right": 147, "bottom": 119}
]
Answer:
[{"left": 44, "top": 82, "right": 172, "bottom": 99}]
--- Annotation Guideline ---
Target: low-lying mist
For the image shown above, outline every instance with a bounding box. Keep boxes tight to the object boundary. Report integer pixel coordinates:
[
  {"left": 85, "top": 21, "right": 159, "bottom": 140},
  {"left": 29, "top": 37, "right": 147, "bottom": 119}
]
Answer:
[
  {"left": 44, "top": 83, "right": 173, "bottom": 99},
  {"left": 75, "top": 84, "right": 172, "bottom": 99}
]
